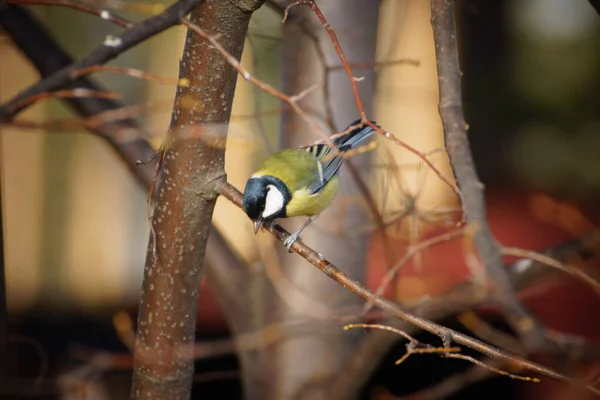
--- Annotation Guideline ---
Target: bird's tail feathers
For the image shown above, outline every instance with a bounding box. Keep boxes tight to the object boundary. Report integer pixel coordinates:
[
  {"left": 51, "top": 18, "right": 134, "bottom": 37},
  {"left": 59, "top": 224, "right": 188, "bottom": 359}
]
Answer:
[{"left": 334, "top": 119, "right": 378, "bottom": 151}]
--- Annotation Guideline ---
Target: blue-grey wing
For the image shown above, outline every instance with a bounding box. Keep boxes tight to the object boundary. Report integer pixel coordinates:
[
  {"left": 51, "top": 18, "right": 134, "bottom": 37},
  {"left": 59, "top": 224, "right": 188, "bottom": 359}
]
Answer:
[
  {"left": 302, "top": 123, "right": 376, "bottom": 194},
  {"left": 303, "top": 144, "right": 344, "bottom": 194}
]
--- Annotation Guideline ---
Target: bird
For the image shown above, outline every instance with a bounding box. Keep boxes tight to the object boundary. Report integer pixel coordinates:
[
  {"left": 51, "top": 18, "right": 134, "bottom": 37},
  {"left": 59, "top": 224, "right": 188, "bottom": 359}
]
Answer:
[{"left": 242, "top": 119, "right": 377, "bottom": 251}]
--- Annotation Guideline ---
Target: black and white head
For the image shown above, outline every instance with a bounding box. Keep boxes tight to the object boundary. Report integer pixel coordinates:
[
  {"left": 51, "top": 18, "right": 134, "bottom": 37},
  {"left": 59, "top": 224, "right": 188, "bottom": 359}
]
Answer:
[{"left": 242, "top": 175, "right": 291, "bottom": 232}]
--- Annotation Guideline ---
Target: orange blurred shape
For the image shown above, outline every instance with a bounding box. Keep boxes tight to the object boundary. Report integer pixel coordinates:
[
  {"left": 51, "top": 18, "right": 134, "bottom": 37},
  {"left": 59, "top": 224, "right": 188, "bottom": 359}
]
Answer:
[{"left": 367, "top": 190, "right": 600, "bottom": 337}]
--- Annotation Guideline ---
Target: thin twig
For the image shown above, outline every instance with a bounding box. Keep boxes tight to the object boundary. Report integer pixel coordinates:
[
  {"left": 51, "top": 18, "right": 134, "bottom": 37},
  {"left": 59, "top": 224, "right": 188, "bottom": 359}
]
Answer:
[
  {"left": 502, "top": 246, "right": 600, "bottom": 295},
  {"left": 458, "top": 311, "right": 525, "bottom": 354},
  {"left": 2, "top": 101, "right": 171, "bottom": 137},
  {"left": 445, "top": 353, "right": 539, "bottom": 383},
  {"left": 286, "top": 0, "right": 460, "bottom": 195},
  {"left": 344, "top": 323, "right": 418, "bottom": 343},
  {"left": 9, "top": 88, "right": 120, "bottom": 113},
  {"left": 327, "top": 59, "right": 421, "bottom": 72},
  {"left": 266, "top": 1, "right": 458, "bottom": 220},
  {"left": 344, "top": 323, "right": 538, "bottom": 382},
  {"left": 71, "top": 65, "right": 182, "bottom": 85},
  {"left": 371, "top": 228, "right": 466, "bottom": 305},
  {"left": 181, "top": 17, "right": 328, "bottom": 139},
  {"left": 284, "top": 1, "right": 366, "bottom": 119}
]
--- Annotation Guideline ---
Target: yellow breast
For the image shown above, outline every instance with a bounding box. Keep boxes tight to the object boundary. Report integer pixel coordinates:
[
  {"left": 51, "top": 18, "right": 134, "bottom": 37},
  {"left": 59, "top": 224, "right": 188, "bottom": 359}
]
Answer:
[{"left": 285, "top": 176, "right": 339, "bottom": 217}]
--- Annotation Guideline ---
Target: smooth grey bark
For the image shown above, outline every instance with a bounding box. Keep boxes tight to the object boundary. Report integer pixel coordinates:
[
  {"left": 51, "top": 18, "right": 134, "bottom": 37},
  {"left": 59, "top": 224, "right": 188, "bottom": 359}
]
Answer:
[{"left": 271, "top": 2, "right": 380, "bottom": 399}]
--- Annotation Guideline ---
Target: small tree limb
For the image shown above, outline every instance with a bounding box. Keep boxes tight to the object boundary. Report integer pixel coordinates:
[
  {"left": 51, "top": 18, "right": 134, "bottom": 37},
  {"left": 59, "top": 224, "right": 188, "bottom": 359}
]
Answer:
[
  {"left": 0, "top": 4, "right": 156, "bottom": 185},
  {"left": 430, "top": 0, "right": 549, "bottom": 352},
  {"left": 0, "top": 0, "right": 205, "bottom": 120},
  {"left": 217, "top": 180, "right": 600, "bottom": 396}
]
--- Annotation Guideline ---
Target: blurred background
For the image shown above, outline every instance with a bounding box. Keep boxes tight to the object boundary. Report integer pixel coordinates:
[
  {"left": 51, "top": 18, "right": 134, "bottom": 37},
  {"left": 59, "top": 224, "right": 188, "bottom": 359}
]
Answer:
[{"left": 1, "top": 0, "right": 600, "bottom": 398}]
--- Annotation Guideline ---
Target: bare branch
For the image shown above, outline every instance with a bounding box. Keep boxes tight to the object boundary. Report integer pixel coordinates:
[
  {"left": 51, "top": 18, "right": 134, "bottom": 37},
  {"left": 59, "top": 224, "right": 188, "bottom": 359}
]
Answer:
[
  {"left": 287, "top": 0, "right": 460, "bottom": 195},
  {"left": 502, "top": 246, "right": 600, "bottom": 295},
  {"left": 71, "top": 65, "right": 182, "bottom": 85},
  {"left": 458, "top": 311, "right": 525, "bottom": 354},
  {"left": 0, "top": 4, "right": 157, "bottom": 186},
  {"left": 216, "top": 180, "right": 600, "bottom": 396},
  {"left": 180, "top": 17, "right": 328, "bottom": 139},
  {"left": 9, "top": 88, "right": 120, "bottom": 112},
  {"left": 330, "top": 230, "right": 600, "bottom": 399},
  {"left": 345, "top": 324, "right": 538, "bottom": 382},
  {"left": 445, "top": 353, "right": 539, "bottom": 383},
  {"left": 283, "top": 0, "right": 367, "bottom": 120},
  {"left": 0, "top": 0, "right": 205, "bottom": 120},
  {"left": 370, "top": 228, "right": 466, "bottom": 306},
  {"left": 430, "top": 0, "right": 549, "bottom": 352}
]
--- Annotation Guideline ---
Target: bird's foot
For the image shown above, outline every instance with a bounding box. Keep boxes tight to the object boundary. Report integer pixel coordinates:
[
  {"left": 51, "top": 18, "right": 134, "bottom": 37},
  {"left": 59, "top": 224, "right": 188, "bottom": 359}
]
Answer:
[{"left": 283, "top": 233, "right": 301, "bottom": 253}]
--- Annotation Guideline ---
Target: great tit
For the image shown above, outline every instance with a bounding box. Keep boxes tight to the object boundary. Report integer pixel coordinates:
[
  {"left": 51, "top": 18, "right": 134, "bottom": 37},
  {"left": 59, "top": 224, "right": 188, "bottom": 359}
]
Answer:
[{"left": 242, "top": 119, "right": 376, "bottom": 251}]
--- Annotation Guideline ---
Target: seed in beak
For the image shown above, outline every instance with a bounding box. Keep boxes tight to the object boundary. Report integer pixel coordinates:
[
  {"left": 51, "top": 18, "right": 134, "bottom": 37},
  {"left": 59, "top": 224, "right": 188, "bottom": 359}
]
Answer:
[{"left": 253, "top": 220, "right": 263, "bottom": 234}]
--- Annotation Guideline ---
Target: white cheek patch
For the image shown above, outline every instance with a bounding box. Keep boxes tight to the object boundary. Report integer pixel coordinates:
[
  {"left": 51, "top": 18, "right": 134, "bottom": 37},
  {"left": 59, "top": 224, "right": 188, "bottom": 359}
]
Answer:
[{"left": 262, "top": 185, "right": 285, "bottom": 219}]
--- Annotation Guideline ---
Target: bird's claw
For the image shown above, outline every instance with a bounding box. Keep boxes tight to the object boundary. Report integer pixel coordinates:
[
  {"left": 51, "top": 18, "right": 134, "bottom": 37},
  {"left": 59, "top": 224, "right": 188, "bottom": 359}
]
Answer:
[{"left": 283, "top": 233, "right": 301, "bottom": 253}]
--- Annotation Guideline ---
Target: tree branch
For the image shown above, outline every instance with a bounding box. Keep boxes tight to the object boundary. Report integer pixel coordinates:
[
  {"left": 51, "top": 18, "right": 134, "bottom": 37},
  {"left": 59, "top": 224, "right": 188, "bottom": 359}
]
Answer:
[
  {"left": 328, "top": 228, "right": 600, "bottom": 399},
  {"left": 0, "top": 4, "right": 156, "bottom": 186},
  {"left": 430, "top": 0, "right": 548, "bottom": 352},
  {"left": 0, "top": 0, "right": 205, "bottom": 121},
  {"left": 216, "top": 179, "right": 600, "bottom": 396}
]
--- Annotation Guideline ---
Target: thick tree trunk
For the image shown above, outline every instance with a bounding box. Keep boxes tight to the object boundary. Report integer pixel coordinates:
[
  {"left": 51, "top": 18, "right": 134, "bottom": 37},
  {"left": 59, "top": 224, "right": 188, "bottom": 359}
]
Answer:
[
  {"left": 130, "top": 1, "right": 263, "bottom": 399},
  {"left": 271, "top": 2, "right": 379, "bottom": 399}
]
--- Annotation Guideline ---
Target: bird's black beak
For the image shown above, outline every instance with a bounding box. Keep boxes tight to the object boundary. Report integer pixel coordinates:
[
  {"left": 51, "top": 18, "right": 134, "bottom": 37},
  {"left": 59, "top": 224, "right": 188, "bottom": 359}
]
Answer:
[{"left": 253, "top": 220, "right": 263, "bottom": 234}]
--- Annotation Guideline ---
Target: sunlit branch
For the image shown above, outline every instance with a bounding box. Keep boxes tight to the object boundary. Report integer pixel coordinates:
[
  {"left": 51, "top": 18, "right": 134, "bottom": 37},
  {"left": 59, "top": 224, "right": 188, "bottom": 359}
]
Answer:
[{"left": 216, "top": 179, "right": 600, "bottom": 396}]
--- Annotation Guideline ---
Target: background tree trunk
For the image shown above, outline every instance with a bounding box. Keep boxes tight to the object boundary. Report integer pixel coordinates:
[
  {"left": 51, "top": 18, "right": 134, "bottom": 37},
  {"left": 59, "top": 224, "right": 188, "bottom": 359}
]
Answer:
[{"left": 269, "top": 2, "right": 379, "bottom": 399}]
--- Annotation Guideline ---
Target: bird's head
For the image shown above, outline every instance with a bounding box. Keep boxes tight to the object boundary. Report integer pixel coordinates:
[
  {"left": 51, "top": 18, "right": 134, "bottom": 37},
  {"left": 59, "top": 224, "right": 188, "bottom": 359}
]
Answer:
[{"left": 242, "top": 175, "right": 291, "bottom": 233}]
